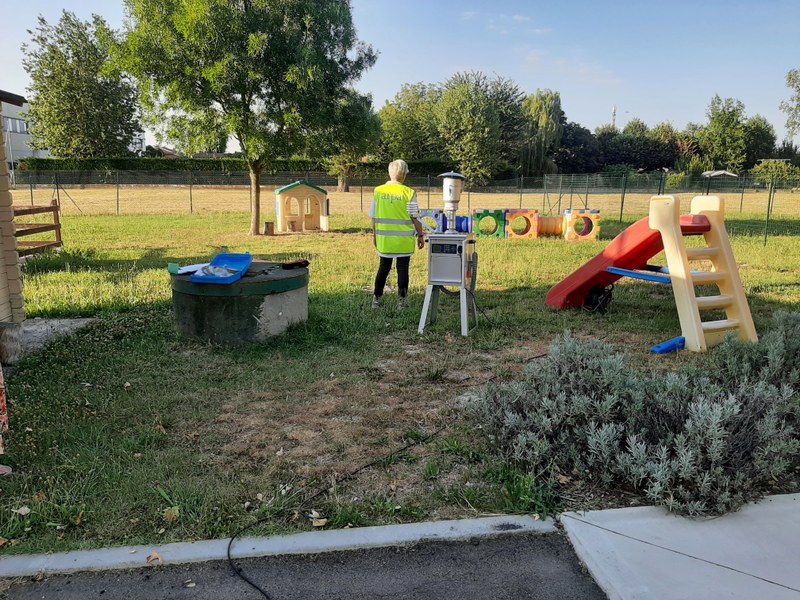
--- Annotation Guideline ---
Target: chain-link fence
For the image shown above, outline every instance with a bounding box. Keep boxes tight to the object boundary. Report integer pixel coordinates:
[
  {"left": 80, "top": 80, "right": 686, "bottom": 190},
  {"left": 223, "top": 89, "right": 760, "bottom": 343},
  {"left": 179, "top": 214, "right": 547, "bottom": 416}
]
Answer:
[{"left": 12, "top": 170, "right": 800, "bottom": 241}]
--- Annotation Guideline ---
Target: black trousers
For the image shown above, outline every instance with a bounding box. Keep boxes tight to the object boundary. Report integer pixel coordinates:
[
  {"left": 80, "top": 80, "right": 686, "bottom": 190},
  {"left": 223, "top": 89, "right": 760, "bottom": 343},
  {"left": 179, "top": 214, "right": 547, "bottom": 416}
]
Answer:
[{"left": 374, "top": 256, "right": 410, "bottom": 298}]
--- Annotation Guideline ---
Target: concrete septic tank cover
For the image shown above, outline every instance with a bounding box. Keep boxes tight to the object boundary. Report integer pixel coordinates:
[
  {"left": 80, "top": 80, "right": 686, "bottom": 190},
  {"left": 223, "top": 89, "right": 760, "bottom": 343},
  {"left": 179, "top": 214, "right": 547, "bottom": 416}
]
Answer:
[{"left": 171, "top": 260, "right": 309, "bottom": 343}]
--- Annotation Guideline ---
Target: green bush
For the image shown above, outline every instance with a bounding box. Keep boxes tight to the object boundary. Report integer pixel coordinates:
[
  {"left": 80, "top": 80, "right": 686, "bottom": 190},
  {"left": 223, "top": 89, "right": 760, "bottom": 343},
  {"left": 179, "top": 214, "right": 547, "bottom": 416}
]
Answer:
[
  {"left": 472, "top": 318, "right": 800, "bottom": 516},
  {"left": 666, "top": 173, "right": 686, "bottom": 190},
  {"left": 18, "top": 157, "right": 323, "bottom": 173}
]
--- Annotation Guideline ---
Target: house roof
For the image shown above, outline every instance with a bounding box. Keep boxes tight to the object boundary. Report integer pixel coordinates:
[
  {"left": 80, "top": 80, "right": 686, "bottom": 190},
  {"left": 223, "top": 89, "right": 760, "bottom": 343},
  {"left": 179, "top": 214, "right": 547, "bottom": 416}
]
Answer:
[
  {"left": 701, "top": 170, "right": 738, "bottom": 178},
  {"left": 0, "top": 90, "right": 25, "bottom": 106},
  {"left": 275, "top": 180, "right": 327, "bottom": 195}
]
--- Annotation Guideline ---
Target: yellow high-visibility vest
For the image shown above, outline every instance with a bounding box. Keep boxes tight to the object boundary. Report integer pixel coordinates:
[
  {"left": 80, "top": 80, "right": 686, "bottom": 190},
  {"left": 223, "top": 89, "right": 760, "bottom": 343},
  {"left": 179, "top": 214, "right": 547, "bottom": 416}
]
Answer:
[{"left": 374, "top": 183, "right": 416, "bottom": 255}]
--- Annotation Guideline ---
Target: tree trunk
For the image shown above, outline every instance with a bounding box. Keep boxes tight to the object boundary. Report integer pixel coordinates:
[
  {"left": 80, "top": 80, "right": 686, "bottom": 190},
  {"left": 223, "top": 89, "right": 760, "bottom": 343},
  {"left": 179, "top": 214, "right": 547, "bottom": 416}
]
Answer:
[
  {"left": 339, "top": 165, "right": 353, "bottom": 193},
  {"left": 249, "top": 167, "right": 261, "bottom": 235}
]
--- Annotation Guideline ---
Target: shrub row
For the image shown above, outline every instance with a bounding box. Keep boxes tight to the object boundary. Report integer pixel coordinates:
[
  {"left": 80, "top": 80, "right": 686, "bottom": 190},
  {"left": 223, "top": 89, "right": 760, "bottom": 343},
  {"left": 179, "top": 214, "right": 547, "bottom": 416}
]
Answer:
[
  {"left": 19, "top": 157, "right": 321, "bottom": 173},
  {"left": 471, "top": 313, "right": 800, "bottom": 516},
  {"left": 18, "top": 157, "right": 456, "bottom": 177}
]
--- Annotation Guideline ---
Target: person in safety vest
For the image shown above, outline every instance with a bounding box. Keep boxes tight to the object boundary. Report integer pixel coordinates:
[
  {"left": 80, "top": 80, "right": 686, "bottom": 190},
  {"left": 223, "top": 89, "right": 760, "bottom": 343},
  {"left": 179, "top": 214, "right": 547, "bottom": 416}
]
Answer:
[{"left": 370, "top": 159, "right": 425, "bottom": 308}]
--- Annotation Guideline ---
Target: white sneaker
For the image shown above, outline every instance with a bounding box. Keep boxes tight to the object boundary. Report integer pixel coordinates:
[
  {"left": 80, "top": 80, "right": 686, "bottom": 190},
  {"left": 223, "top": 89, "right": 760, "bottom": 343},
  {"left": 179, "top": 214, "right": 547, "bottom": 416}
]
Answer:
[{"left": 372, "top": 295, "right": 382, "bottom": 308}]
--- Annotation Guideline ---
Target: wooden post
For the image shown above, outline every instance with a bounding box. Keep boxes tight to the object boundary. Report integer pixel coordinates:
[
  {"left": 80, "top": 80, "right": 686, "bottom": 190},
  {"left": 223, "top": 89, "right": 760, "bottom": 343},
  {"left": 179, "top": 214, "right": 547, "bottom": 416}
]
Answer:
[{"left": 52, "top": 197, "right": 62, "bottom": 245}]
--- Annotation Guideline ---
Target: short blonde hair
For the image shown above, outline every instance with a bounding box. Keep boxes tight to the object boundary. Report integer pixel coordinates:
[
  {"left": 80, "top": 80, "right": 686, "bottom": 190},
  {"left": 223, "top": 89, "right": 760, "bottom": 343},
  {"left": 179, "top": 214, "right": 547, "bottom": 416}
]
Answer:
[{"left": 388, "top": 159, "right": 409, "bottom": 182}]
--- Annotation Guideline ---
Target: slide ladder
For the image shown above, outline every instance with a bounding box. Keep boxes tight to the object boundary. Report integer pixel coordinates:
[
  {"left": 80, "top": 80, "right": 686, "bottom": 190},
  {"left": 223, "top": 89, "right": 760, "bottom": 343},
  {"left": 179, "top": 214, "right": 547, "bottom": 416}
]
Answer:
[{"left": 649, "top": 196, "right": 757, "bottom": 352}]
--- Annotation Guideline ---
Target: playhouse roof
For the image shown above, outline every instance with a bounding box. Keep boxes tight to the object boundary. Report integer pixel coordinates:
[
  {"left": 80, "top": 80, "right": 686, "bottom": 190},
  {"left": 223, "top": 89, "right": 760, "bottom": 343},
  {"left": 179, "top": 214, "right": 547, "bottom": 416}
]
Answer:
[{"left": 275, "top": 180, "right": 327, "bottom": 195}]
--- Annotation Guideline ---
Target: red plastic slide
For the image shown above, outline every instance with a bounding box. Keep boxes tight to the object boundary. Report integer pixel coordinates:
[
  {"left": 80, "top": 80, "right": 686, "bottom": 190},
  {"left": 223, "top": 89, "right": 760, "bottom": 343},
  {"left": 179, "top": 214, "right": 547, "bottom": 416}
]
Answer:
[{"left": 545, "top": 215, "right": 711, "bottom": 309}]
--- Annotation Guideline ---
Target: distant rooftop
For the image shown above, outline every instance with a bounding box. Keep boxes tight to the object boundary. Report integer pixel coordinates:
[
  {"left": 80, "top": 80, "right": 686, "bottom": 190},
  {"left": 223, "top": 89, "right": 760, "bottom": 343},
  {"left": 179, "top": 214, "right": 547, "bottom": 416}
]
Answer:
[{"left": 0, "top": 91, "right": 25, "bottom": 106}]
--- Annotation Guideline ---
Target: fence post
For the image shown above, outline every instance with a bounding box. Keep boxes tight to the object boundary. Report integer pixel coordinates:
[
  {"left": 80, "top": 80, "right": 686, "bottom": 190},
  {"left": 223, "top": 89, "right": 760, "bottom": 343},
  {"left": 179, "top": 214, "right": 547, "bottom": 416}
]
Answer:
[
  {"left": 54, "top": 171, "right": 61, "bottom": 207},
  {"left": 763, "top": 175, "right": 775, "bottom": 246},
  {"left": 116, "top": 171, "right": 120, "bottom": 215},
  {"left": 360, "top": 173, "right": 364, "bottom": 213},
  {"left": 584, "top": 174, "right": 590, "bottom": 208},
  {"left": 568, "top": 174, "right": 574, "bottom": 210},
  {"left": 556, "top": 175, "right": 563, "bottom": 214},
  {"left": 428, "top": 173, "right": 431, "bottom": 208},
  {"left": 29, "top": 180, "right": 34, "bottom": 206},
  {"left": 619, "top": 172, "right": 628, "bottom": 223},
  {"left": 739, "top": 176, "right": 745, "bottom": 213},
  {"left": 189, "top": 171, "right": 193, "bottom": 214},
  {"left": 542, "top": 175, "right": 547, "bottom": 212}
]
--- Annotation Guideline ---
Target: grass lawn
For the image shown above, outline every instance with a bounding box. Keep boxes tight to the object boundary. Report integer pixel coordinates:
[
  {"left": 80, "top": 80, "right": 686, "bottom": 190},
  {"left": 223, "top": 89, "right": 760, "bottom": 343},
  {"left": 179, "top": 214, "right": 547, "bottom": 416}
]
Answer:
[{"left": 2, "top": 189, "right": 799, "bottom": 554}]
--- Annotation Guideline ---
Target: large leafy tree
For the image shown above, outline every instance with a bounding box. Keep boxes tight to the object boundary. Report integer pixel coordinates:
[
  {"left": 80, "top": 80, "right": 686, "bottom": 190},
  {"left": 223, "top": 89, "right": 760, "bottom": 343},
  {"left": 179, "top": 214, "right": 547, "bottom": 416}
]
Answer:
[
  {"left": 622, "top": 118, "right": 649, "bottom": 137},
  {"left": 486, "top": 76, "right": 526, "bottom": 171},
  {"left": 21, "top": 11, "right": 141, "bottom": 157},
  {"left": 120, "top": 0, "right": 375, "bottom": 235},
  {"left": 743, "top": 115, "right": 776, "bottom": 169},
  {"left": 433, "top": 72, "right": 503, "bottom": 184},
  {"left": 319, "top": 90, "right": 381, "bottom": 192},
  {"left": 521, "top": 89, "right": 564, "bottom": 176},
  {"left": 433, "top": 72, "right": 525, "bottom": 184},
  {"left": 699, "top": 96, "right": 747, "bottom": 172},
  {"left": 379, "top": 83, "right": 443, "bottom": 160},
  {"left": 779, "top": 69, "right": 800, "bottom": 137},
  {"left": 155, "top": 109, "right": 230, "bottom": 156},
  {"left": 552, "top": 122, "right": 602, "bottom": 174}
]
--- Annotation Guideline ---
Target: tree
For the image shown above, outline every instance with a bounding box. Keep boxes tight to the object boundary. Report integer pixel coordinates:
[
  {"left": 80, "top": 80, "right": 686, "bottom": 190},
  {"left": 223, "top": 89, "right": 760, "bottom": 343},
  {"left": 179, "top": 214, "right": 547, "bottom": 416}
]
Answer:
[
  {"left": 775, "top": 139, "right": 800, "bottom": 167},
  {"left": 743, "top": 115, "right": 776, "bottom": 169},
  {"left": 521, "top": 89, "right": 564, "bottom": 176},
  {"left": 319, "top": 90, "right": 381, "bottom": 191},
  {"left": 698, "top": 95, "right": 746, "bottom": 172},
  {"left": 156, "top": 110, "right": 230, "bottom": 156},
  {"left": 433, "top": 72, "right": 504, "bottom": 184},
  {"left": 552, "top": 122, "right": 602, "bottom": 173},
  {"left": 379, "top": 83, "right": 442, "bottom": 160},
  {"left": 21, "top": 11, "right": 141, "bottom": 157},
  {"left": 487, "top": 76, "right": 526, "bottom": 171},
  {"left": 779, "top": 69, "right": 800, "bottom": 137},
  {"left": 120, "top": 0, "right": 376, "bottom": 235},
  {"left": 750, "top": 159, "right": 800, "bottom": 183},
  {"left": 622, "top": 118, "right": 648, "bottom": 137}
]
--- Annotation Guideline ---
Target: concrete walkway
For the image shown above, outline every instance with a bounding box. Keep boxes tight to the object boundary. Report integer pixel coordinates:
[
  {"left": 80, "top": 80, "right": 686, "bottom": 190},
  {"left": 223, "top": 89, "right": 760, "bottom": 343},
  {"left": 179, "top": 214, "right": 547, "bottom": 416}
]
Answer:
[{"left": 562, "top": 493, "right": 800, "bottom": 600}]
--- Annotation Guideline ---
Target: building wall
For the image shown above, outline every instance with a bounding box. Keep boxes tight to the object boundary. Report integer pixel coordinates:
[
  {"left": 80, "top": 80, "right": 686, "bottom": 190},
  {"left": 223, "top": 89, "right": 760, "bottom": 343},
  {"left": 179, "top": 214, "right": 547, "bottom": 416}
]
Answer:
[
  {"left": 0, "top": 104, "right": 25, "bottom": 325},
  {"left": 1, "top": 102, "right": 49, "bottom": 186}
]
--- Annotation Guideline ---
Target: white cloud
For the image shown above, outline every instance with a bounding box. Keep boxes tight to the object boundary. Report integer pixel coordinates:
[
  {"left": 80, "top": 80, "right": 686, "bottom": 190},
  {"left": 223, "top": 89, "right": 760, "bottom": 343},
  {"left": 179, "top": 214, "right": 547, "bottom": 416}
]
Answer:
[
  {"left": 525, "top": 49, "right": 623, "bottom": 87},
  {"left": 461, "top": 12, "right": 547, "bottom": 35}
]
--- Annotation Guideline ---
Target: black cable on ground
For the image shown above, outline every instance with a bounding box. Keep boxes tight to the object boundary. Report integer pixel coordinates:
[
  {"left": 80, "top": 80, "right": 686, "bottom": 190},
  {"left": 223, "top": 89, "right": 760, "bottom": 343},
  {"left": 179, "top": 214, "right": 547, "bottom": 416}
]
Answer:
[
  {"left": 582, "top": 284, "right": 613, "bottom": 315},
  {"left": 226, "top": 424, "right": 448, "bottom": 599}
]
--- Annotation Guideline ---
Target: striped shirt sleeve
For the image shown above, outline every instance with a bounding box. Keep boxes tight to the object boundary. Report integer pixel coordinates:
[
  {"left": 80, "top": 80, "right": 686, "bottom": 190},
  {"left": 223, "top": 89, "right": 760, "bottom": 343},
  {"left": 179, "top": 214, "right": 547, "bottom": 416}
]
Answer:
[{"left": 406, "top": 193, "right": 420, "bottom": 218}]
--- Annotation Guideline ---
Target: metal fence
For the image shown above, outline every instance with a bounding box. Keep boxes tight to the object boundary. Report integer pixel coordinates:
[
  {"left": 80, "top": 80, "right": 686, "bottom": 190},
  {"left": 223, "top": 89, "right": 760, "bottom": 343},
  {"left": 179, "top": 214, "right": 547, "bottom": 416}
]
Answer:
[{"left": 12, "top": 170, "right": 800, "bottom": 241}]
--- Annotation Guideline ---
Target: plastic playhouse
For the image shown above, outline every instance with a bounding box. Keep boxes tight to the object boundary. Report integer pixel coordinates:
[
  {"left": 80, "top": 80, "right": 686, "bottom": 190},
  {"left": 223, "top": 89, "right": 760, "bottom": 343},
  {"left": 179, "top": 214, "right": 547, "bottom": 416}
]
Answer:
[
  {"left": 275, "top": 181, "right": 330, "bottom": 233},
  {"left": 546, "top": 195, "right": 757, "bottom": 353}
]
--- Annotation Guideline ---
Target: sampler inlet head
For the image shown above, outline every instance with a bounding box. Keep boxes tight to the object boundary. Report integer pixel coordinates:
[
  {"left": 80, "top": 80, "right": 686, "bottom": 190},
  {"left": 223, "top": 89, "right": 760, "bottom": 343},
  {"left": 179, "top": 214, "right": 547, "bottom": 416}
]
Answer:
[{"left": 438, "top": 172, "right": 465, "bottom": 231}]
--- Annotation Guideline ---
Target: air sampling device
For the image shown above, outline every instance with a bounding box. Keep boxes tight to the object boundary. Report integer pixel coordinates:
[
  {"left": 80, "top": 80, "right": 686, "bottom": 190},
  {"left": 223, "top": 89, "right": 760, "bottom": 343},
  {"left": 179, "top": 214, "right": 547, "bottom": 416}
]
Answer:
[{"left": 418, "top": 172, "right": 478, "bottom": 336}]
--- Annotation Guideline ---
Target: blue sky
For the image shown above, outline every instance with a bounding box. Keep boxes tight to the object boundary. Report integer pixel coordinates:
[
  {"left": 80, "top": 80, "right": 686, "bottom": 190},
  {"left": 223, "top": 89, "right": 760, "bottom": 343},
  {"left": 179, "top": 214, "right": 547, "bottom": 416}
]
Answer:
[{"left": 2, "top": 1, "right": 799, "bottom": 142}]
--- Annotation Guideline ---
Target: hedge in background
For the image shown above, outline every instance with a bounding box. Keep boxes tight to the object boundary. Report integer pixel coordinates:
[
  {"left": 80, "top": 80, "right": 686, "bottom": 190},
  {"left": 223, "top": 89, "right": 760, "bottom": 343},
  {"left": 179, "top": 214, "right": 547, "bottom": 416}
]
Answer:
[
  {"left": 19, "top": 157, "right": 321, "bottom": 173},
  {"left": 19, "top": 157, "right": 456, "bottom": 177}
]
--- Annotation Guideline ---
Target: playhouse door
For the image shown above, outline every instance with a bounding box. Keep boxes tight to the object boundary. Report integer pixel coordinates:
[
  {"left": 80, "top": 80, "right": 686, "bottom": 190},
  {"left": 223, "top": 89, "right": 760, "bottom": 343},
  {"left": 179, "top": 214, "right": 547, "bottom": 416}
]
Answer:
[{"left": 304, "top": 198, "right": 320, "bottom": 231}]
